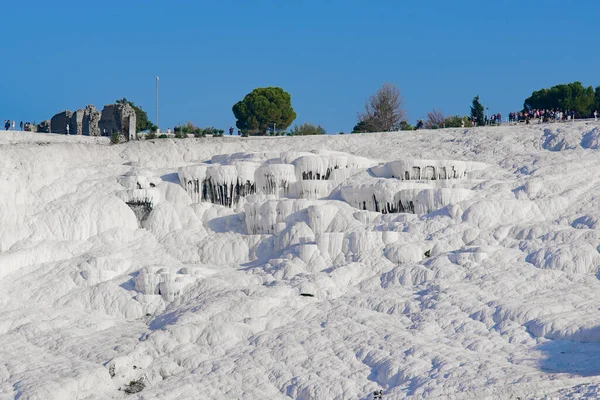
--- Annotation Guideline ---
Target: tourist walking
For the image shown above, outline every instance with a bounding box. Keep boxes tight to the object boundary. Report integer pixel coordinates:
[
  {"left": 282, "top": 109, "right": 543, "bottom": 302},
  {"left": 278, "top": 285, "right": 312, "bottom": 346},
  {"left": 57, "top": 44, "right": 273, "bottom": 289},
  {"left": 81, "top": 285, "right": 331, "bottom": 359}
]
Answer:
[
  {"left": 12, "top": 120, "right": 15, "bottom": 130},
  {"left": 66, "top": 124, "right": 70, "bottom": 135},
  {"left": 19, "top": 121, "right": 23, "bottom": 131}
]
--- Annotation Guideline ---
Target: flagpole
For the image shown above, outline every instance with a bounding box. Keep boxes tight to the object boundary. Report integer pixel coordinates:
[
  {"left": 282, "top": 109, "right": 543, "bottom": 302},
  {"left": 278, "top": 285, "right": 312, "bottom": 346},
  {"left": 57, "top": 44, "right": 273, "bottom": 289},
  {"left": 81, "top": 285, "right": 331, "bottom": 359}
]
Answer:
[{"left": 156, "top": 76, "right": 159, "bottom": 132}]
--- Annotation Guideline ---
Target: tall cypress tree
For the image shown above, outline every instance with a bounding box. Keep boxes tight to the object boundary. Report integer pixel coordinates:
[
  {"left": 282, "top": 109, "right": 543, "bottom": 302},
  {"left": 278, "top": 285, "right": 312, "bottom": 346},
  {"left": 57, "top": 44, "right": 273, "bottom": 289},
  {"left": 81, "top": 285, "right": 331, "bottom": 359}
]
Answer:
[{"left": 470, "top": 96, "right": 485, "bottom": 126}]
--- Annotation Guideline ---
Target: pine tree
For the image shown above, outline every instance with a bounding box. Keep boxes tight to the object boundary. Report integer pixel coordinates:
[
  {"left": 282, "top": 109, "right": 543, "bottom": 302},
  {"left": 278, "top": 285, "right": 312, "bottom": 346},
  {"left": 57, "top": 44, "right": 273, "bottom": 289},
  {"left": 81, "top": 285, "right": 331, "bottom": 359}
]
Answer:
[{"left": 470, "top": 96, "right": 484, "bottom": 126}]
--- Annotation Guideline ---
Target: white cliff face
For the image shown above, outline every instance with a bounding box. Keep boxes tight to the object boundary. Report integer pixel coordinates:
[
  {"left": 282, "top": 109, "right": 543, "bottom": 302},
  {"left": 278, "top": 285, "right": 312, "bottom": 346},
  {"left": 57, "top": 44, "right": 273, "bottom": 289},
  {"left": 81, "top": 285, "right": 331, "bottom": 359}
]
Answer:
[
  {"left": 4, "top": 123, "right": 600, "bottom": 399},
  {"left": 178, "top": 150, "right": 479, "bottom": 216}
]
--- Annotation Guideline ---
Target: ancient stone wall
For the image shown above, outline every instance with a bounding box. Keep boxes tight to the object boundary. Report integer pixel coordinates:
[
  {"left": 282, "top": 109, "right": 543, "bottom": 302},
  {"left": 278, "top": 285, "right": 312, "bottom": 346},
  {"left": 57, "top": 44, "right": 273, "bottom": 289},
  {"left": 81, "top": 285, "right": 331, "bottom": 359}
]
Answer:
[
  {"left": 99, "top": 104, "right": 137, "bottom": 140},
  {"left": 47, "top": 103, "right": 137, "bottom": 140},
  {"left": 37, "top": 120, "right": 50, "bottom": 133},
  {"left": 50, "top": 111, "right": 73, "bottom": 134},
  {"left": 71, "top": 110, "right": 84, "bottom": 135},
  {"left": 83, "top": 105, "right": 101, "bottom": 136},
  {"left": 70, "top": 105, "right": 101, "bottom": 136}
]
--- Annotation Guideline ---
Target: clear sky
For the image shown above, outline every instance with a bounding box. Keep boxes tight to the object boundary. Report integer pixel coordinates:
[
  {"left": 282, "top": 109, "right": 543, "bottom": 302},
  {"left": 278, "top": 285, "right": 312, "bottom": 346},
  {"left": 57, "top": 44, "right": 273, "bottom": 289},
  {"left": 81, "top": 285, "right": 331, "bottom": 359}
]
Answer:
[{"left": 2, "top": 0, "right": 598, "bottom": 133}]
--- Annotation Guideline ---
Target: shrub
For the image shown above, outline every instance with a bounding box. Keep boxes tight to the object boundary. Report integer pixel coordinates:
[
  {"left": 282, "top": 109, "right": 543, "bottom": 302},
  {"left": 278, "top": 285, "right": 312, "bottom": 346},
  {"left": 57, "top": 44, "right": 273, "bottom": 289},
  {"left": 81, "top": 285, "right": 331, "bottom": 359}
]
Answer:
[
  {"left": 290, "top": 123, "right": 326, "bottom": 136},
  {"left": 145, "top": 131, "right": 156, "bottom": 140},
  {"left": 123, "top": 378, "right": 145, "bottom": 394},
  {"left": 174, "top": 130, "right": 188, "bottom": 139},
  {"left": 399, "top": 121, "right": 415, "bottom": 131},
  {"left": 201, "top": 127, "right": 219, "bottom": 136},
  {"left": 158, "top": 134, "right": 168, "bottom": 139},
  {"left": 110, "top": 132, "right": 121, "bottom": 144}
]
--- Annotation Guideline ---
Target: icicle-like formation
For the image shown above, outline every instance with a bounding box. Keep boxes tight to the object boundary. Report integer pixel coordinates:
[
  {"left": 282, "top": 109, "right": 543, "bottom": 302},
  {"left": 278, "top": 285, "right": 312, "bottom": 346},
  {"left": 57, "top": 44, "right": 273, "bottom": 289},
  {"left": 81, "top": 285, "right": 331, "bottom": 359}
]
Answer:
[
  {"left": 255, "top": 164, "right": 297, "bottom": 196},
  {"left": 179, "top": 152, "right": 374, "bottom": 207},
  {"left": 293, "top": 153, "right": 374, "bottom": 181},
  {"left": 340, "top": 180, "right": 472, "bottom": 214},
  {"left": 115, "top": 188, "right": 160, "bottom": 223},
  {"left": 178, "top": 164, "right": 258, "bottom": 207},
  {"left": 370, "top": 160, "right": 487, "bottom": 181}
]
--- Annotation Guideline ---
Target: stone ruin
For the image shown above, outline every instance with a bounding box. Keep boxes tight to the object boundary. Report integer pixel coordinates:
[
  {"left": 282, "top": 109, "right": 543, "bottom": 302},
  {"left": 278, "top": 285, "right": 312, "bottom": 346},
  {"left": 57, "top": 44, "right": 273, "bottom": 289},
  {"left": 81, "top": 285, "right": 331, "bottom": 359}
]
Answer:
[
  {"left": 50, "top": 110, "right": 73, "bottom": 135},
  {"left": 45, "top": 103, "right": 137, "bottom": 141},
  {"left": 37, "top": 120, "right": 50, "bottom": 133},
  {"left": 72, "top": 105, "right": 101, "bottom": 136},
  {"left": 99, "top": 103, "right": 137, "bottom": 141}
]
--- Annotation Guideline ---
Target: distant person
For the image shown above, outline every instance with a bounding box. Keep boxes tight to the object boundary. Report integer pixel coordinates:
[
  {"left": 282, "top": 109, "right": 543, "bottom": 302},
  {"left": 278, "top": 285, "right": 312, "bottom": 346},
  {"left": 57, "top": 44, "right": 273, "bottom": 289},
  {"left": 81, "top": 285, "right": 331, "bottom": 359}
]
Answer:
[
  {"left": 19, "top": 121, "right": 23, "bottom": 131},
  {"left": 4, "top": 120, "right": 9, "bottom": 130},
  {"left": 571, "top": 110, "right": 575, "bottom": 121},
  {"left": 237, "top": 129, "right": 241, "bottom": 135},
  {"left": 66, "top": 124, "right": 70, "bottom": 135},
  {"left": 229, "top": 126, "right": 234, "bottom": 135},
  {"left": 12, "top": 120, "right": 15, "bottom": 130},
  {"left": 595, "top": 110, "right": 598, "bottom": 121}
]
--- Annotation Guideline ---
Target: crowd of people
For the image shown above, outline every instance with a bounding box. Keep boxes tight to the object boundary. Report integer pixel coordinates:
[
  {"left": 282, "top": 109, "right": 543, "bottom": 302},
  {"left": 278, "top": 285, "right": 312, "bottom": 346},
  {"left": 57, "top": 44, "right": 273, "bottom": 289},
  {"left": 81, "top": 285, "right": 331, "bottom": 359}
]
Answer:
[
  {"left": 3, "top": 120, "right": 36, "bottom": 131},
  {"left": 508, "top": 109, "right": 600, "bottom": 124},
  {"left": 484, "top": 113, "right": 502, "bottom": 125}
]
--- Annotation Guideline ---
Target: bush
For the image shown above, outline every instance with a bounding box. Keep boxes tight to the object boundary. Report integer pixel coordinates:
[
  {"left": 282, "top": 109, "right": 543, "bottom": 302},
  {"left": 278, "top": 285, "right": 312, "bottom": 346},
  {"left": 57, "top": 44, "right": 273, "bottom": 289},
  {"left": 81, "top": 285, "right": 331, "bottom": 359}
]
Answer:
[
  {"left": 174, "top": 130, "right": 188, "bottom": 139},
  {"left": 339, "top": 131, "right": 345, "bottom": 135},
  {"left": 399, "top": 121, "right": 415, "bottom": 131},
  {"left": 110, "top": 132, "right": 121, "bottom": 144},
  {"left": 145, "top": 131, "right": 156, "bottom": 140},
  {"left": 290, "top": 123, "right": 326, "bottom": 136},
  {"left": 158, "top": 134, "right": 168, "bottom": 139},
  {"left": 123, "top": 378, "right": 145, "bottom": 394},
  {"left": 201, "top": 127, "right": 219, "bottom": 136}
]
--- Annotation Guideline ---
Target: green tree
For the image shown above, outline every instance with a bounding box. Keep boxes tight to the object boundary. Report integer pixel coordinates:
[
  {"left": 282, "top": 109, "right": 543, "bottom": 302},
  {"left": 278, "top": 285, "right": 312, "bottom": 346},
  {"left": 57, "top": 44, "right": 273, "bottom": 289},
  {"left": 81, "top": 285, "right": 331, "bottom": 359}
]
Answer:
[
  {"left": 444, "top": 115, "right": 470, "bottom": 128},
  {"left": 470, "top": 96, "right": 484, "bottom": 126},
  {"left": 399, "top": 121, "right": 415, "bottom": 131},
  {"left": 352, "top": 120, "right": 370, "bottom": 133},
  {"left": 116, "top": 98, "right": 157, "bottom": 133},
  {"left": 232, "top": 87, "right": 296, "bottom": 135},
  {"left": 290, "top": 123, "right": 326, "bottom": 135},
  {"left": 523, "top": 82, "right": 596, "bottom": 118}
]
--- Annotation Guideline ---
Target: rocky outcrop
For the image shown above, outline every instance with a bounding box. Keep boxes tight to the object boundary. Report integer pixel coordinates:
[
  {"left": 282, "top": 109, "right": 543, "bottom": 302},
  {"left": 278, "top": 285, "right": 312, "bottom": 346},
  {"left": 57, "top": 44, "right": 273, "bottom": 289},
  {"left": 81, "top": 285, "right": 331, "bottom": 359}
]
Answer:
[{"left": 99, "top": 104, "right": 137, "bottom": 140}]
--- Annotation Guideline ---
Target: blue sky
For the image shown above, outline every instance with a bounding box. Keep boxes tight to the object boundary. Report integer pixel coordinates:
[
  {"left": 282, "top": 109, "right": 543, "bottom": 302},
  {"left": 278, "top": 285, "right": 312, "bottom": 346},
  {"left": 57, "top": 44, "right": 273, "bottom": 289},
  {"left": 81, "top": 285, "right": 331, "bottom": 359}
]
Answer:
[{"left": 2, "top": 0, "right": 598, "bottom": 133}]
